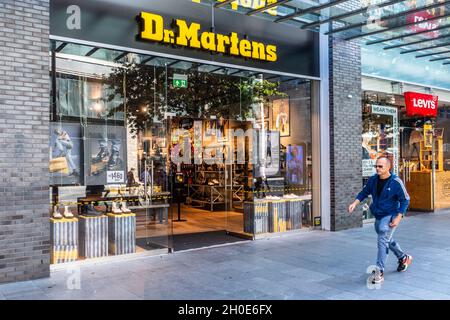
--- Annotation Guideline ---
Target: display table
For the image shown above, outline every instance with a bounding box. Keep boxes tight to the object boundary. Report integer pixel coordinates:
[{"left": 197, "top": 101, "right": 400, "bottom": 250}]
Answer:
[
  {"left": 79, "top": 215, "right": 108, "bottom": 259},
  {"left": 107, "top": 213, "right": 136, "bottom": 255},
  {"left": 77, "top": 195, "right": 140, "bottom": 214},
  {"left": 244, "top": 197, "right": 311, "bottom": 235},
  {"left": 50, "top": 217, "right": 78, "bottom": 264}
]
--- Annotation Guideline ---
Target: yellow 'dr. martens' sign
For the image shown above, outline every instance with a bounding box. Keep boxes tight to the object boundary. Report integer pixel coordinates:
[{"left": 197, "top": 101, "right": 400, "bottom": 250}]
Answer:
[{"left": 139, "top": 12, "right": 277, "bottom": 62}]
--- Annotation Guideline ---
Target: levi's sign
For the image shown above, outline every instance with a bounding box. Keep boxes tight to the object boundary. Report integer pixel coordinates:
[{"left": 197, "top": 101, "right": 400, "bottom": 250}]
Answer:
[
  {"left": 404, "top": 92, "right": 439, "bottom": 117},
  {"left": 138, "top": 12, "right": 277, "bottom": 62}
]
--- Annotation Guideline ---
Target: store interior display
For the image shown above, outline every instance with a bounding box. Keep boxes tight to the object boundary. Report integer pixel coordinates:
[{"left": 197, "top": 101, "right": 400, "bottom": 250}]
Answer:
[
  {"left": 49, "top": 40, "right": 317, "bottom": 263},
  {"left": 362, "top": 92, "right": 450, "bottom": 216}
]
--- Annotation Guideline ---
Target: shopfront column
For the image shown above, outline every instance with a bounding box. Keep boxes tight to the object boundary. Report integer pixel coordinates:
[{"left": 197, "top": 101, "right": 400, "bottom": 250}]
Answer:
[
  {"left": 0, "top": 0, "right": 51, "bottom": 283},
  {"left": 328, "top": 36, "right": 363, "bottom": 231}
]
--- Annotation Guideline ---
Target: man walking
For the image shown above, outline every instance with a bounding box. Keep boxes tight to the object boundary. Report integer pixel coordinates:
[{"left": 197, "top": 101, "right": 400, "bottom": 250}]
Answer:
[{"left": 348, "top": 156, "right": 413, "bottom": 284}]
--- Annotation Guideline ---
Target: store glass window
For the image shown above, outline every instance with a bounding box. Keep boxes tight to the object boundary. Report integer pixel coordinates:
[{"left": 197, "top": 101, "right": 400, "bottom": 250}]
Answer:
[{"left": 49, "top": 41, "right": 316, "bottom": 264}]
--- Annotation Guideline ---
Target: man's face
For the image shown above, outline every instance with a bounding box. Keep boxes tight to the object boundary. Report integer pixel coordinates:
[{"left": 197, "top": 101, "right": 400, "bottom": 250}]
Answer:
[{"left": 375, "top": 159, "right": 390, "bottom": 176}]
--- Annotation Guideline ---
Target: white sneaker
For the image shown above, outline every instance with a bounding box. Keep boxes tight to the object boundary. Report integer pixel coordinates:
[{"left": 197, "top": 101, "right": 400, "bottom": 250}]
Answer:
[
  {"left": 112, "top": 202, "right": 122, "bottom": 214},
  {"left": 53, "top": 206, "right": 63, "bottom": 219},
  {"left": 120, "top": 201, "right": 131, "bottom": 213},
  {"left": 63, "top": 206, "right": 74, "bottom": 218}
]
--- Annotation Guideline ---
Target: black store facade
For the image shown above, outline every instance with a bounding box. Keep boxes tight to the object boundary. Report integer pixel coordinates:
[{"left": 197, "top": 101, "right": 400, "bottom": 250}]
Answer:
[{"left": 1, "top": 0, "right": 366, "bottom": 284}]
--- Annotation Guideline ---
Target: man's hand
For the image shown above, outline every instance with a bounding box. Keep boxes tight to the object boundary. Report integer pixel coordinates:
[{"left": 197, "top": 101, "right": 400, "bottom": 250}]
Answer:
[
  {"left": 389, "top": 214, "right": 403, "bottom": 228},
  {"left": 348, "top": 200, "right": 360, "bottom": 214}
]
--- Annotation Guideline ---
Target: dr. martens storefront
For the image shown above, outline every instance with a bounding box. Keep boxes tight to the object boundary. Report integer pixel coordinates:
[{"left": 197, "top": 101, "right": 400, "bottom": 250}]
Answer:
[{"left": 41, "top": 0, "right": 323, "bottom": 268}]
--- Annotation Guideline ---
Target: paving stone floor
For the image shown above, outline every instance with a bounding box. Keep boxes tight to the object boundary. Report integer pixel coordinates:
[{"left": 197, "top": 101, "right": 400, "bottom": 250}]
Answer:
[{"left": 1, "top": 210, "right": 450, "bottom": 300}]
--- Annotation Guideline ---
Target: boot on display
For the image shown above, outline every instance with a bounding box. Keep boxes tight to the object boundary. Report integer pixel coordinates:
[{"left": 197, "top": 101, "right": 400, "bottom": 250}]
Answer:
[
  {"left": 63, "top": 206, "right": 74, "bottom": 218},
  {"left": 84, "top": 204, "right": 103, "bottom": 216},
  {"left": 53, "top": 205, "right": 63, "bottom": 219},
  {"left": 111, "top": 201, "right": 122, "bottom": 214},
  {"left": 120, "top": 201, "right": 131, "bottom": 213}
]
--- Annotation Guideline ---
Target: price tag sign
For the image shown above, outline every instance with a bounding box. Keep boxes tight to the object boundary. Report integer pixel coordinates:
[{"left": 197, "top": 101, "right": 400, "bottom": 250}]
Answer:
[{"left": 107, "top": 171, "right": 125, "bottom": 183}]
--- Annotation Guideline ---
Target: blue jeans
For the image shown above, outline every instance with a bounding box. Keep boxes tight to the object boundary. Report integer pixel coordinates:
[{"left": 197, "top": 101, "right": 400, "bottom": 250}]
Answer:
[
  {"left": 375, "top": 215, "right": 406, "bottom": 272},
  {"left": 55, "top": 139, "right": 76, "bottom": 173}
]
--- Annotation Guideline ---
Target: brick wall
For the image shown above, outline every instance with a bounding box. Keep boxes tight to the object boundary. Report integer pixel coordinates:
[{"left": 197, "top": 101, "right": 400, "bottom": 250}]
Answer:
[
  {"left": 0, "top": 0, "right": 50, "bottom": 283},
  {"left": 329, "top": 34, "right": 363, "bottom": 231}
]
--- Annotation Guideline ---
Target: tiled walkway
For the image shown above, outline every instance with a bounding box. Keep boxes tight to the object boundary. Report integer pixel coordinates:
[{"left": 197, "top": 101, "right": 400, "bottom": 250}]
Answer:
[{"left": 1, "top": 210, "right": 450, "bottom": 300}]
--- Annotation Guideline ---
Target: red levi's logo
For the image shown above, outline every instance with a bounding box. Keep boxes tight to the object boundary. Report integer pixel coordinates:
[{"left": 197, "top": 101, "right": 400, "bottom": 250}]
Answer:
[{"left": 404, "top": 92, "right": 439, "bottom": 117}]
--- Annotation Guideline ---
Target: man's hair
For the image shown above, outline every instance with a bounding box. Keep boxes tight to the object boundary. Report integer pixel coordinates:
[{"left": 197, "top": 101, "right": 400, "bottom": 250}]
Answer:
[{"left": 376, "top": 156, "right": 392, "bottom": 168}]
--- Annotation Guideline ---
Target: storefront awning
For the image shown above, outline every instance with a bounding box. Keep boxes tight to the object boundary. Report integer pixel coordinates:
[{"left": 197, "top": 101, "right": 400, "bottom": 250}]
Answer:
[{"left": 206, "top": 0, "right": 450, "bottom": 67}]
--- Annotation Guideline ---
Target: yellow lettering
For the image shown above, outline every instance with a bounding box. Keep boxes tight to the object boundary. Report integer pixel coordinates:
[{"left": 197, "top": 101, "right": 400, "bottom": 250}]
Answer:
[
  {"left": 139, "top": 11, "right": 277, "bottom": 62},
  {"left": 175, "top": 19, "right": 201, "bottom": 48},
  {"left": 229, "top": 32, "right": 240, "bottom": 55},
  {"left": 164, "top": 29, "right": 175, "bottom": 44},
  {"left": 216, "top": 34, "right": 230, "bottom": 53},
  {"left": 239, "top": 39, "right": 252, "bottom": 58},
  {"left": 200, "top": 32, "right": 217, "bottom": 51},
  {"left": 192, "top": 0, "right": 278, "bottom": 15},
  {"left": 251, "top": 41, "right": 266, "bottom": 60},
  {"left": 266, "top": 45, "right": 277, "bottom": 62},
  {"left": 140, "top": 12, "right": 164, "bottom": 42}
]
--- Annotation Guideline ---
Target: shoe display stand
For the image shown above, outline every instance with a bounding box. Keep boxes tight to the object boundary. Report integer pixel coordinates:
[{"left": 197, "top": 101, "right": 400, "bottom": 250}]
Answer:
[
  {"left": 268, "top": 200, "right": 287, "bottom": 233},
  {"left": 244, "top": 199, "right": 269, "bottom": 235},
  {"left": 107, "top": 213, "right": 136, "bottom": 255},
  {"left": 77, "top": 195, "right": 139, "bottom": 215},
  {"left": 50, "top": 217, "right": 79, "bottom": 264},
  {"left": 286, "top": 199, "right": 303, "bottom": 230},
  {"left": 232, "top": 164, "right": 251, "bottom": 210},
  {"left": 79, "top": 215, "right": 108, "bottom": 259},
  {"left": 244, "top": 197, "right": 311, "bottom": 236},
  {"left": 188, "top": 167, "right": 226, "bottom": 211},
  {"left": 187, "top": 164, "right": 252, "bottom": 212},
  {"left": 189, "top": 183, "right": 226, "bottom": 211}
]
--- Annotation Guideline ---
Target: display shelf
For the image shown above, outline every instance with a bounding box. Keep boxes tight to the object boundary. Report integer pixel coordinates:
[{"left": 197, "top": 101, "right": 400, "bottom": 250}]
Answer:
[{"left": 188, "top": 183, "right": 226, "bottom": 211}]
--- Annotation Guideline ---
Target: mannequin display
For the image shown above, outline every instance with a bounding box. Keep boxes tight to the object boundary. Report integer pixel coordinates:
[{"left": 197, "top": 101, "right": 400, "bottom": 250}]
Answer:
[
  {"left": 266, "top": 133, "right": 272, "bottom": 165},
  {"left": 255, "top": 163, "right": 270, "bottom": 198}
]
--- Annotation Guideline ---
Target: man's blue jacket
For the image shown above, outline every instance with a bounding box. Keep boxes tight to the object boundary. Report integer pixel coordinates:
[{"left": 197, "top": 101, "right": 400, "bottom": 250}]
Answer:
[{"left": 356, "top": 173, "right": 410, "bottom": 219}]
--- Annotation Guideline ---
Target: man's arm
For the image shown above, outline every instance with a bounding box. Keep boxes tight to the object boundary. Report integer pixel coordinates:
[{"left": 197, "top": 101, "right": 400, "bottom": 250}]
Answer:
[
  {"left": 356, "top": 177, "right": 373, "bottom": 203},
  {"left": 349, "top": 177, "right": 373, "bottom": 214},
  {"left": 390, "top": 178, "right": 410, "bottom": 227},
  {"left": 395, "top": 177, "right": 410, "bottom": 216}
]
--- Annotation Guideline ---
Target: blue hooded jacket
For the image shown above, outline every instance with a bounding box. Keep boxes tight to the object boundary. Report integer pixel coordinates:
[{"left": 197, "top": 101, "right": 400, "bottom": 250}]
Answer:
[{"left": 356, "top": 173, "right": 410, "bottom": 219}]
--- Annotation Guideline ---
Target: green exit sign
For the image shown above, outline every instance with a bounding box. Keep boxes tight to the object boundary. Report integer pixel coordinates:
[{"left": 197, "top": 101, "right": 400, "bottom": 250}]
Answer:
[{"left": 173, "top": 74, "right": 188, "bottom": 88}]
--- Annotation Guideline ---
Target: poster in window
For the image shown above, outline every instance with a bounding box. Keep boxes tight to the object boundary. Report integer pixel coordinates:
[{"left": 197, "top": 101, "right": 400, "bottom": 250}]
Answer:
[
  {"left": 49, "top": 123, "right": 83, "bottom": 185},
  {"left": 286, "top": 145, "right": 305, "bottom": 185},
  {"left": 272, "top": 98, "right": 290, "bottom": 137},
  {"left": 85, "top": 125, "right": 127, "bottom": 186},
  {"left": 253, "top": 130, "right": 280, "bottom": 177}
]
